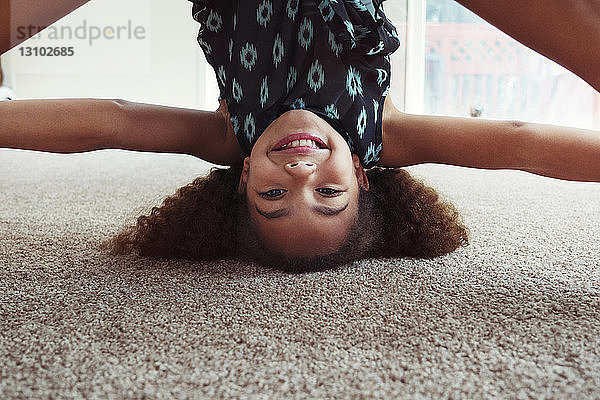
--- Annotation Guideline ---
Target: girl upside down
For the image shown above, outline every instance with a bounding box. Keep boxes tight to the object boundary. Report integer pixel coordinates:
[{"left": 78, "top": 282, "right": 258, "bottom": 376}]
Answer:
[{"left": 2, "top": 0, "right": 600, "bottom": 272}]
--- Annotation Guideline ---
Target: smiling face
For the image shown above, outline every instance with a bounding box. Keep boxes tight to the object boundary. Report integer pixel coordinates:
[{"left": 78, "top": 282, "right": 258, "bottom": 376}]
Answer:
[{"left": 237, "top": 109, "right": 369, "bottom": 258}]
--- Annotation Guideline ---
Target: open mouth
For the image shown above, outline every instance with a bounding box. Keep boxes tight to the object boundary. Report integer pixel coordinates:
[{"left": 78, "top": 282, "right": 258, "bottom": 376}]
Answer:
[{"left": 272, "top": 133, "right": 328, "bottom": 151}]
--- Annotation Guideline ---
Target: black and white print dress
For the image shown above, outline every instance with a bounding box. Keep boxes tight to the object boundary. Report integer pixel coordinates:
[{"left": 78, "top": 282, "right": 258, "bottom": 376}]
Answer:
[{"left": 189, "top": 0, "right": 400, "bottom": 168}]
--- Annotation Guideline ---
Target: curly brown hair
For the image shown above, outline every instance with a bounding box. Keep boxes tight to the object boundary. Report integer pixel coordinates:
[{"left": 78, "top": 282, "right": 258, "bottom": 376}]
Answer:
[{"left": 101, "top": 166, "right": 469, "bottom": 273}]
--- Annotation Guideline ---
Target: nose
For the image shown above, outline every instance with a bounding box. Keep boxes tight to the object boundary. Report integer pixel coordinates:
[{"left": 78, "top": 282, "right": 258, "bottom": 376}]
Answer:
[{"left": 284, "top": 161, "right": 316, "bottom": 177}]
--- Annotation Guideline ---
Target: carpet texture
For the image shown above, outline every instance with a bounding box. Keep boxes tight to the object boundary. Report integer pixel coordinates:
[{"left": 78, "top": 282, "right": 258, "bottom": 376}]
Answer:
[{"left": 1, "top": 148, "right": 599, "bottom": 399}]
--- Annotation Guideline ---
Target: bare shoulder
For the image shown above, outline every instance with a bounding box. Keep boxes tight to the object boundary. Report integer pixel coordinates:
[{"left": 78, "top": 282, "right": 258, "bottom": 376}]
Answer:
[
  {"left": 378, "top": 96, "right": 423, "bottom": 167},
  {"left": 215, "top": 99, "right": 245, "bottom": 164}
]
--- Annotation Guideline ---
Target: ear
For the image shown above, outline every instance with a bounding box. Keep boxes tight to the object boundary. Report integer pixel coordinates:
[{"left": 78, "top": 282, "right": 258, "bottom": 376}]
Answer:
[
  {"left": 352, "top": 154, "right": 370, "bottom": 191},
  {"left": 237, "top": 157, "right": 250, "bottom": 194}
]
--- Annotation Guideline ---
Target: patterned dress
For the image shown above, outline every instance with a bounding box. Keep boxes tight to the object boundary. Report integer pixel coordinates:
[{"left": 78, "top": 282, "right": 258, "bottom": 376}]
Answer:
[{"left": 189, "top": 0, "right": 400, "bottom": 167}]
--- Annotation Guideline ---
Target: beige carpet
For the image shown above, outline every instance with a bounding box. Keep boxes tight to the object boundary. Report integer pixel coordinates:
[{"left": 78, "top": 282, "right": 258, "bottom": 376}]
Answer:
[{"left": 1, "top": 148, "right": 599, "bottom": 399}]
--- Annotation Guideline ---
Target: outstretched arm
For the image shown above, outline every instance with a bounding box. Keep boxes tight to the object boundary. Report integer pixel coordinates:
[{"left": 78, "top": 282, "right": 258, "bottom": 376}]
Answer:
[
  {"left": 0, "top": 98, "right": 244, "bottom": 166},
  {"left": 1, "top": 98, "right": 122, "bottom": 153},
  {"left": 455, "top": 0, "right": 600, "bottom": 92},
  {"left": 380, "top": 98, "right": 600, "bottom": 182}
]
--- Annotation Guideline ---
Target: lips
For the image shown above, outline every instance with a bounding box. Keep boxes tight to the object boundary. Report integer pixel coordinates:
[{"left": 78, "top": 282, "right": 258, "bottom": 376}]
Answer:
[{"left": 271, "top": 133, "right": 328, "bottom": 151}]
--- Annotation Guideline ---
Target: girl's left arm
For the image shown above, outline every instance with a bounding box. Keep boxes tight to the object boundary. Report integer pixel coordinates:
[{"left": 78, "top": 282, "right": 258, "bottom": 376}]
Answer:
[{"left": 379, "top": 101, "right": 600, "bottom": 182}]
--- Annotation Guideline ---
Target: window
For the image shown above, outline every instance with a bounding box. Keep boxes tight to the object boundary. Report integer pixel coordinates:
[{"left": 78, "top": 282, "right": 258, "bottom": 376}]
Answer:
[
  {"left": 420, "top": 0, "right": 600, "bottom": 129},
  {"left": 381, "top": 0, "right": 409, "bottom": 112}
]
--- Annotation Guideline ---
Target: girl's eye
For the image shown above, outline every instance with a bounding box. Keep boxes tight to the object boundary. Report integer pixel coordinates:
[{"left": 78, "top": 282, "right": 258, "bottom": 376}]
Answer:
[
  {"left": 260, "top": 189, "right": 287, "bottom": 198},
  {"left": 316, "top": 188, "right": 343, "bottom": 197}
]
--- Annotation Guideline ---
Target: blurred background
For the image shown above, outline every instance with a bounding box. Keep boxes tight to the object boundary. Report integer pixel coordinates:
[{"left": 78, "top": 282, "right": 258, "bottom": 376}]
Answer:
[
  {"left": 1, "top": 0, "right": 599, "bottom": 129},
  {"left": 422, "top": 0, "right": 600, "bottom": 128}
]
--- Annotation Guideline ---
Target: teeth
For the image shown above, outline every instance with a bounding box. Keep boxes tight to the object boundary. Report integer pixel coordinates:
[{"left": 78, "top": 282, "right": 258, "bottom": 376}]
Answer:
[{"left": 281, "top": 139, "right": 320, "bottom": 149}]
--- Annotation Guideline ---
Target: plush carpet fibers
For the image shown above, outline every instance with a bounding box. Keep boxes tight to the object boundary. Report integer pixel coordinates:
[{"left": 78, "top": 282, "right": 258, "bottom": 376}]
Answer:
[{"left": 1, "top": 148, "right": 599, "bottom": 399}]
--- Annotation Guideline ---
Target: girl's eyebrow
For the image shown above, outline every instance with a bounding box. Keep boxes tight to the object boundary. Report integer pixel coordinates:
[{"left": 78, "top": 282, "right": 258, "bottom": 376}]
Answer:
[
  {"left": 254, "top": 203, "right": 349, "bottom": 219},
  {"left": 255, "top": 206, "right": 290, "bottom": 219},
  {"left": 314, "top": 203, "right": 349, "bottom": 216}
]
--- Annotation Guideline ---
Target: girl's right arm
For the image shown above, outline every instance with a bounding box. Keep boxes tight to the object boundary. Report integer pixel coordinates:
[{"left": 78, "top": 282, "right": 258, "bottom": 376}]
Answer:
[{"left": 0, "top": 98, "right": 244, "bottom": 166}]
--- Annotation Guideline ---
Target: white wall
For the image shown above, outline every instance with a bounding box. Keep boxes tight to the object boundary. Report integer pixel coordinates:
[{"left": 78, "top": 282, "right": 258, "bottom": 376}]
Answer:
[{"left": 2, "top": 0, "right": 218, "bottom": 110}]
